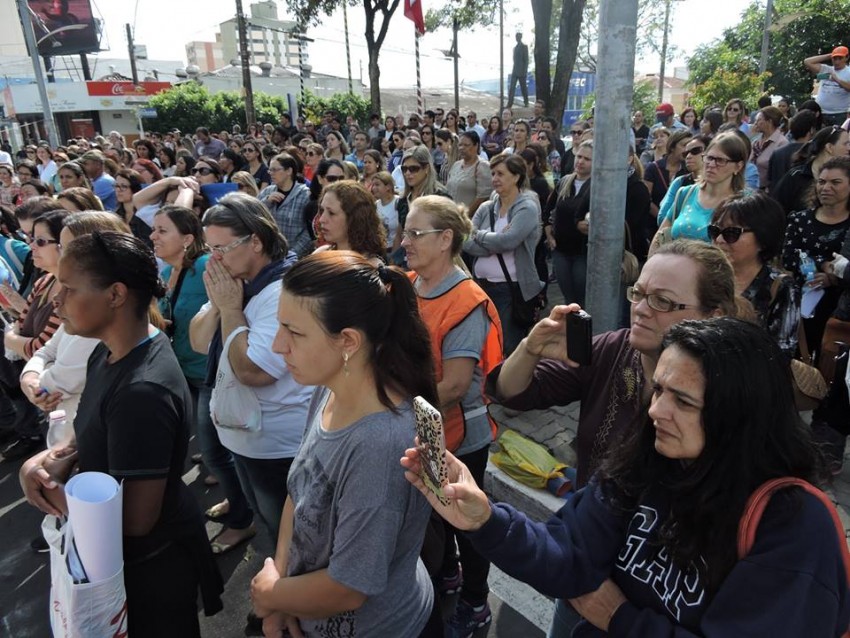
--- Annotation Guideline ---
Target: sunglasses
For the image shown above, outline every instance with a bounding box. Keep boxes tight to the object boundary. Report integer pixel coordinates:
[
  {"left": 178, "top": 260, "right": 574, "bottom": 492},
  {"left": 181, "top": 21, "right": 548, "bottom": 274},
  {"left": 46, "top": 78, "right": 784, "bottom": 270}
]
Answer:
[
  {"left": 401, "top": 165, "right": 423, "bottom": 174},
  {"left": 29, "top": 237, "right": 59, "bottom": 248},
  {"left": 570, "top": 130, "right": 582, "bottom": 135},
  {"left": 191, "top": 167, "right": 215, "bottom": 176},
  {"left": 707, "top": 224, "right": 753, "bottom": 244},
  {"left": 727, "top": 107, "right": 740, "bottom": 112},
  {"left": 684, "top": 146, "right": 705, "bottom": 157},
  {"left": 324, "top": 175, "right": 343, "bottom": 183}
]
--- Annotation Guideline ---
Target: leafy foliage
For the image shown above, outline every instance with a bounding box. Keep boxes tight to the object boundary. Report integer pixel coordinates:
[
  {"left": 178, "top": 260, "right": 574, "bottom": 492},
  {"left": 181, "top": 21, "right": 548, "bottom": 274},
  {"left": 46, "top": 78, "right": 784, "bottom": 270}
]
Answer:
[
  {"left": 578, "top": 78, "right": 659, "bottom": 119},
  {"left": 145, "top": 83, "right": 290, "bottom": 133},
  {"left": 424, "top": 1, "right": 498, "bottom": 32},
  {"left": 689, "top": 69, "right": 772, "bottom": 114},
  {"left": 298, "top": 88, "right": 372, "bottom": 126},
  {"left": 687, "top": 0, "right": 850, "bottom": 104}
]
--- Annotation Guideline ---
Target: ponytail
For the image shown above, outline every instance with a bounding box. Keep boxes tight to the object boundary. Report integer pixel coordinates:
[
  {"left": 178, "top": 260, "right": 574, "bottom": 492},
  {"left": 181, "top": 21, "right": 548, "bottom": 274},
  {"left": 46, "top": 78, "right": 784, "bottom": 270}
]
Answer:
[
  {"left": 282, "top": 251, "right": 437, "bottom": 411},
  {"left": 374, "top": 265, "right": 438, "bottom": 409}
]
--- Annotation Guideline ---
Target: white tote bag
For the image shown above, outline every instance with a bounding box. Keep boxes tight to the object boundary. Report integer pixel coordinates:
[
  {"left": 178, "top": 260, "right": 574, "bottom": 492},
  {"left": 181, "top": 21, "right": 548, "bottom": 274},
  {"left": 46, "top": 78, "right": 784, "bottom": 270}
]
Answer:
[
  {"left": 209, "top": 326, "right": 262, "bottom": 431},
  {"left": 44, "top": 515, "right": 128, "bottom": 638}
]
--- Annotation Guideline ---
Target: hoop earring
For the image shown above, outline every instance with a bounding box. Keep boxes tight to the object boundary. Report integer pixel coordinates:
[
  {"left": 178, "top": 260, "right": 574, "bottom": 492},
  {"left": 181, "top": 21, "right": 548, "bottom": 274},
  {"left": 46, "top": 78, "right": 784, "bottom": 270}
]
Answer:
[{"left": 343, "top": 352, "right": 350, "bottom": 378}]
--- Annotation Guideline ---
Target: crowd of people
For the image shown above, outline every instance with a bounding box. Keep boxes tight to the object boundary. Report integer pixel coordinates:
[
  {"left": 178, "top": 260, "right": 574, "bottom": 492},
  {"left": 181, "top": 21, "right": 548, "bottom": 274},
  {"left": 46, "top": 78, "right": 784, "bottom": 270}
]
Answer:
[{"left": 2, "top": 66, "right": 850, "bottom": 637}]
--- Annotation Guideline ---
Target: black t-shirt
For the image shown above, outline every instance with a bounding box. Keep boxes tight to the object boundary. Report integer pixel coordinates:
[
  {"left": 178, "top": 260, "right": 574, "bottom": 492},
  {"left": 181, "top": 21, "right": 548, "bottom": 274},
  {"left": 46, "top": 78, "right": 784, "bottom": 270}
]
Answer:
[{"left": 75, "top": 332, "right": 199, "bottom": 562}]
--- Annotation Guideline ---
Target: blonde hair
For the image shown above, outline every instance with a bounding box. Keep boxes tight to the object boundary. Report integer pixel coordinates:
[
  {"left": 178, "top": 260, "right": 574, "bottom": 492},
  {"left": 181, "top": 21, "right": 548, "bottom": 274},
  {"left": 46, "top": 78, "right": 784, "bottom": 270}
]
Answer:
[
  {"left": 63, "top": 210, "right": 131, "bottom": 237},
  {"left": 409, "top": 195, "right": 471, "bottom": 257},
  {"left": 231, "top": 171, "right": 259, "bottom": 197}
]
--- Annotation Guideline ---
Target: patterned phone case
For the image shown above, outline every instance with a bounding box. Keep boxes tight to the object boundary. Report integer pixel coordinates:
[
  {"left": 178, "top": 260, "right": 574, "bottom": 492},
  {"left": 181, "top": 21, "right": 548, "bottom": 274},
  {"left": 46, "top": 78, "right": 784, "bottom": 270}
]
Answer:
[{"left": 413, "top": 396, "right": 450, "bottom": 506}]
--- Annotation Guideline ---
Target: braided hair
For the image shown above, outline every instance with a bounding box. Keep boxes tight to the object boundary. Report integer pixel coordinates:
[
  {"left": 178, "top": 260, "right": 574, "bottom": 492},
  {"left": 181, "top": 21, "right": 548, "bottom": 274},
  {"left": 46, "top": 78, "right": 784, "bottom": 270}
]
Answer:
[{"left": 62, "top": 231, "right": 167, "bottom": 319}]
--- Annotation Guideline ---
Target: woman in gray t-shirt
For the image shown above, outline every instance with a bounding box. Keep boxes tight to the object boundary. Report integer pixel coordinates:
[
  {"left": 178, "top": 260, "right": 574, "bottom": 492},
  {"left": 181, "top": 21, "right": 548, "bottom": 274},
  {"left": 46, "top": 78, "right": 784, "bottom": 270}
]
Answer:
[{"left": 250, "top": 250, "right": 437, "bottom": 637}]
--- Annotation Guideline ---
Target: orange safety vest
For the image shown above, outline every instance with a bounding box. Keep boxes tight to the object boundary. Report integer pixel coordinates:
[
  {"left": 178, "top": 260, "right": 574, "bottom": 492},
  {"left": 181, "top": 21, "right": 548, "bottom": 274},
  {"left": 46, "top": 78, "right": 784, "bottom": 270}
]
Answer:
[{"left": 409, "top": 273, "right": 504, "bottom": 452}]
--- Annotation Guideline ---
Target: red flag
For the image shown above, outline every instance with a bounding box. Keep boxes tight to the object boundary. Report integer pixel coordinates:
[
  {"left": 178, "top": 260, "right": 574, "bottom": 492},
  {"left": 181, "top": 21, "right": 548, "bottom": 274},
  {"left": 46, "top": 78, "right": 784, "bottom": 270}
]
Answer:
[{"left": 404, "top": 0, "right": 425, "bottom": 35}]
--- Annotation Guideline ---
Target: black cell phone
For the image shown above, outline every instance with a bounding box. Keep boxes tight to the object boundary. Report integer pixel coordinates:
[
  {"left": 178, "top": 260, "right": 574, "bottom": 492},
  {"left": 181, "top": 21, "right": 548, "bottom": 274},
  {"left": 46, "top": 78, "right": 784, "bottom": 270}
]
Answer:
[{"left": 566, "top": 310, "right": 592, "bottom": 365}]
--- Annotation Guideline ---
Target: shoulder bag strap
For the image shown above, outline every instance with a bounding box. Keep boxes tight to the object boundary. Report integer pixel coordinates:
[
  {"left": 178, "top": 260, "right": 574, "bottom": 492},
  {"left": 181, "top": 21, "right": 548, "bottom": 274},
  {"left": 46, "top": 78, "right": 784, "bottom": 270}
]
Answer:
[
  {"left": 168, "top": 266, "right": 191, "bottom": 320},
  {"left": 488, "top": 205, "right": 515, "bottom": 285},
  {"left": 671, "top": 185, "right": 690, "bottom": 224},
  {"left": 653, "top": 161, "right": 668, "bottom": 190}
]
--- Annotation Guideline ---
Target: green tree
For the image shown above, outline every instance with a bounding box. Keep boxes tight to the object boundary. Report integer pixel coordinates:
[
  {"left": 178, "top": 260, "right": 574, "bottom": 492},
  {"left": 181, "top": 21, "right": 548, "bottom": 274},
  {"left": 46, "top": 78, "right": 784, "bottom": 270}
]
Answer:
[
  {"left": 285, "top": 0, "right": 402, "bottom": 114},
  {"left": 689, "top": 69, "right": 772, "bottom": 114},
  {"left": 579, "top": 78, "right": 659, "bottom": 120},
  {"left": 145, "top": 83, "right": 291, "bottom": 133},
  {"left": 687, "top": 0, "right": 850, "bottom": 104},
  {"left": 299, "top": 88, "right": 372, "bottom": 127}
]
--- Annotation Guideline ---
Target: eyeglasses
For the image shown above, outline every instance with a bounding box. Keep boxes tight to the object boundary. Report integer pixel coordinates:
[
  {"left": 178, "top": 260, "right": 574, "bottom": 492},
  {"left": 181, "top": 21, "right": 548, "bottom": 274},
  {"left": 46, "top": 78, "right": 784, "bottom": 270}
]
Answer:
[
  {"left": 401, "top": 228, "right": 444, "bottom": 241},
  {"left": 29, "top": 236, "right": 59, "bottom": 248},
  {"left": 626, "top": 286, "right": 702, "bottom": 313},
  {"left": 206, "top": 235, "right": 251, "bottom": 256},
  {"left": 703, "top": 154, "right": 732, "bottom": 167},
  {"left": 243, "top": 147, "right": 256, "bottom": 153},
  {"left": 401, "top": 165, "right": 423, "bottom": 174},
  {"left": 324, "top": 175, "right": 343, "bottom": 183},
  {"left": 726, "top": 106, "right": 740, "bottom": 112},
  {"left": 570, "top": 129, "right": 582, "bottom": 135},
  {"left": 684, "top": 147, "right": 705, "bottom": 157},
  {"left": 192, "top": 167, "right": 215, "bottom": 176},
  {"left": 268, "top": 166, "right": 284, "bottom": 173},
  {"left": 306, "top": 151, "right": 317, "bottom": 156},
  {"left": 707, "top": 224, "right": 753, "bottom": 244}
]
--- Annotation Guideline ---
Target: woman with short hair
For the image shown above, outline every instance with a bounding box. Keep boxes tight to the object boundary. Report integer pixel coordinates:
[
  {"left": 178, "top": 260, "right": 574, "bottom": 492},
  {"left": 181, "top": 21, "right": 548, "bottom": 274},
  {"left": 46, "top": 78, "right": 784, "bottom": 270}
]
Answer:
[{"left": 258, "top": 153, "right": 312, "bottom": 257}]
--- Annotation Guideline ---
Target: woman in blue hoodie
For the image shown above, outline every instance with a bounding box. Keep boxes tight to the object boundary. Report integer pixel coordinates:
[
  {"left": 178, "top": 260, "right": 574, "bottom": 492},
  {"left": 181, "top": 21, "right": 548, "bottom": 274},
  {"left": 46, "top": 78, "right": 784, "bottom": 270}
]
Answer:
[{"left": 404, "top": 317, "right": 850, "bottom": 637}]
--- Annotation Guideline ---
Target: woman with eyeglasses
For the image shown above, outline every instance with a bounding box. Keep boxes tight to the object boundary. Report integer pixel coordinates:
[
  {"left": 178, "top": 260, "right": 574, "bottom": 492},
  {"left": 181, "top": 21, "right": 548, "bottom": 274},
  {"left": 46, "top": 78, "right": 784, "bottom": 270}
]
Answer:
[
  {"left": 388, "top": 131, "right": 406, "bottom": 173},
  {"left": 15, "top": 160, "right": 37, "bottom": 187},
  {"left": 657, "top": 136, "right": 710, "bottom": 228},
  {"left": 653, "top": 132, "right": 748, "bottom": 244},
  {"left": 782, "top": 156, "right": 850, "bottom": 365},
  {"left": 464, "top": 153, "right": 543, "bottom": 356},
  {"left": 20, "top": 231, "right": 224, "bottom": 636},
  {"left": 241, "top": 141, "right": 270, "bottom": 190},
  {"left": 1, "top": 209, "right": 68, "bottom": 462},
  {"left": 401, "top": 195, "right": 504, "bottom": 634},
  {"left": 396, "top": 146, "right": 451, "bottom": 246},
  {"left": 404, "top": 316, "right": 849, "bottom": 638},
  {"left": 709, "top": 192, "right": 798, "bottom": 357},
  {"left": 302, "top": 142, "right": 323, "bottom": 183},
  {"left": 723, "top": 98, "right": 750, "bottom": 135},
  {"left": 643, "top": 130, "right": 692, "bottom": 218},
  {"left": 772, "top": 125, "right": 850, "bottom": 216}
]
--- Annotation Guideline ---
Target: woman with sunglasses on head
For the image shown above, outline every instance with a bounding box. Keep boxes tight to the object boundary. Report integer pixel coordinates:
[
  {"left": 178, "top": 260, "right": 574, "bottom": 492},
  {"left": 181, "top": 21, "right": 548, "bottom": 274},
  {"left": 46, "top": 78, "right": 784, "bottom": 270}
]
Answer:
[
  {"left": 1, "top": 210, "right": 68, "bottom": 462},
  {"left": 305, "top": 159, "right": 346, "bottom": 248},
  {"left": 404, "top": 316, "right": 850, "bottom": 638},
  {"left": 782, "top": 156, "right": 850, "bottom": 365},
  {"left": 653, "top": 132, "right": 748, "bottom": 244},
  {"left": 21, "top": 231, "right": 224, "bottom": 636},
  {"left": 710, "top": 192, "right": 798, "bottom": 357},
  {"left": 772, "top": 125, "right": 850, "bottom": 216}
]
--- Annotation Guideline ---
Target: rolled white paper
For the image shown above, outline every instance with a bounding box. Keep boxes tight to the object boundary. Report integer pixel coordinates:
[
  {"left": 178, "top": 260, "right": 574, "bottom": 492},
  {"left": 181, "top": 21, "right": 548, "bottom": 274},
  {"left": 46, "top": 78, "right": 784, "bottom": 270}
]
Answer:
[{"left": 64, "top": 472, "right": 123, "bottom": 583}]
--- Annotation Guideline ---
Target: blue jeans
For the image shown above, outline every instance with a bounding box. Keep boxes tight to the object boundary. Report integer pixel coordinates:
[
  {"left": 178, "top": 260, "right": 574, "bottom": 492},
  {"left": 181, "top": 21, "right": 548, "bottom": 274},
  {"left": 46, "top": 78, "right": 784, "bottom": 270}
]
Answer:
[
  {"left": 190, "top": 382, "right": 254, "bottom": 530},
  {"left": 552, "top": 251, "right": 587, "bottom": 308},
  {"left": 478, "top": 280, "right": 526, "bottom": 357},
  {"left": 231, "top": 453, "right": 293, "bottom": 542},
  {"left": 547, "top": 598, "right": 583, "bottom": 638}
]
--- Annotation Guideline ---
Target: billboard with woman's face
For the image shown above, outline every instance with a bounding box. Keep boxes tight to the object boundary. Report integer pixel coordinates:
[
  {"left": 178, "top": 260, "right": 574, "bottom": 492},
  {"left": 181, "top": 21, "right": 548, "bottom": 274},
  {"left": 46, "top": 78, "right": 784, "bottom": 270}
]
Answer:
[{"left": 26, "top": 0, "right": 100, "bottom": 56}]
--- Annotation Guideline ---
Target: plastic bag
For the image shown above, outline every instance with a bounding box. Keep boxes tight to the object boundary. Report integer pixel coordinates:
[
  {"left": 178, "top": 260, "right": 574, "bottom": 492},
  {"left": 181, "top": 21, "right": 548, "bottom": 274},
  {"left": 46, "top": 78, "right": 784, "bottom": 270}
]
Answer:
[
  {"left": 44, "top": 515, "right": 128, "bottom": 638},
  {"left": 491, "top": 429, "right": 569, "bottom": 492},
  {"left": 210, "top": 326, "right": 262, "bottom": 432}
]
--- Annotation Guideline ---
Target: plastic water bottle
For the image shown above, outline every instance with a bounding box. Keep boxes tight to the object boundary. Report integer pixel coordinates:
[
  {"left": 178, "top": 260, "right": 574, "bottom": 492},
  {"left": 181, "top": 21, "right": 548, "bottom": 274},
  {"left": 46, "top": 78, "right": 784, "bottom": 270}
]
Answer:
[
  {"left": 799, "top": 250, "right": 816, "bottom": 283},
  {"left": 47, "top": 409, "right": 70, "bottom": 450}
]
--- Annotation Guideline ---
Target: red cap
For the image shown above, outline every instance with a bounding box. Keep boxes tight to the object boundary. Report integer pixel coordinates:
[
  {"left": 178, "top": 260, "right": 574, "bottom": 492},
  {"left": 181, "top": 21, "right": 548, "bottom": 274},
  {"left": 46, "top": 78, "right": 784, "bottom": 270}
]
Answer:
[
  {"left": 832, "top": 46, "right": 849, "bottom": 58},
  {"left": 655, "top": 103, "right": 674, "bottom": 117}
]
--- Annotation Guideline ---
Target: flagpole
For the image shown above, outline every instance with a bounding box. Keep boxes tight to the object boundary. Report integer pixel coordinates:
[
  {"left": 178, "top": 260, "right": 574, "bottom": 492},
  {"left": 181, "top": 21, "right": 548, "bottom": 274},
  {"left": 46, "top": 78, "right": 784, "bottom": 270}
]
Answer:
[{"left": 415, "top": 27, "right": 423, "bottom": 118}]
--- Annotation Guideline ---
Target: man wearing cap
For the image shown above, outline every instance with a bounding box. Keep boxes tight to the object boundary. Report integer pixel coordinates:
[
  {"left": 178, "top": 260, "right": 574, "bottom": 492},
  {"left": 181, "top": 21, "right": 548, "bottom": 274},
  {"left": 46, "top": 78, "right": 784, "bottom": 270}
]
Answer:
[
  {"left": 80, "top": 150, "right": 117, "bottom": 210},
  {"left": 647, "top": 102, "right": 686, "bottom": 149},
  {"left": 805, "top": 46, "right": 850, "bottom": 126}
]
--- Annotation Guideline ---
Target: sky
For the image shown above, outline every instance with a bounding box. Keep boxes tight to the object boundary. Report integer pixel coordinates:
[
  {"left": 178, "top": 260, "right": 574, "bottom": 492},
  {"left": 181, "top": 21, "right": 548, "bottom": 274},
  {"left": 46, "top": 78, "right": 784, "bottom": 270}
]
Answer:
[{"left": 90, "top": 0, "right": 753, "bottom": 88}]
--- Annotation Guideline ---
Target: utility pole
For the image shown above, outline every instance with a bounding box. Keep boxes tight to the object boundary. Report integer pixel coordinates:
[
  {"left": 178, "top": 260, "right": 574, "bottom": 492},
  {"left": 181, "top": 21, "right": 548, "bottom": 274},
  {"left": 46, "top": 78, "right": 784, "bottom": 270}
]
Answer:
[
  {"left": 343, "top": 2, "right": 353, "bottom": 94},
  {"left": 657, "top": 0, "right": 670, "bottom": 103},
  {"left": 126, "top": 24, "right": 139, "bottom": 84},
  {"left": 235, "top": 0, "right": 256, "bottom": 126},
  {"left": 452, "top": 13, "right": 459, "bottom": 112},
  {"left": 499, "top": 0, "right": 504, "bottom": 110},
  {"left": 586, "top": 0, "right": 639, "bottom": 332},
  {"left": 759, "top": 0, "right": 775, "bottom": 77},
  {"left": 16, "top": 0, "right": 59, "bottom": 146}
]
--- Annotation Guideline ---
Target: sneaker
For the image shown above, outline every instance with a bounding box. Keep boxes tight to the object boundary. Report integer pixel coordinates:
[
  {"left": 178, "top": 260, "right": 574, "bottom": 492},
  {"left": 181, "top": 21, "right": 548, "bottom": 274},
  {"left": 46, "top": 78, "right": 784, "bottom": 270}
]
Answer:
[
  {"left": 445, "top": 599, "right": 492, "bottom": 638},
  {"left": 30, "top": 534, "right": 49, "bottom": 553},
  {"left": 437, "top": 567, "right": 463, "bottom": 597},
  {"left": 1, "top": 435, "right": 45, "bottom": 462}
]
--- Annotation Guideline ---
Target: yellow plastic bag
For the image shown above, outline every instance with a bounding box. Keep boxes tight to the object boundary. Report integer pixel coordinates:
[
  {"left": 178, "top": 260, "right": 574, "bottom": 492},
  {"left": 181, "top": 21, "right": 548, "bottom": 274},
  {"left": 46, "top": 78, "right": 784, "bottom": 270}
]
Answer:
[{"left": 491, "top": 430, "right": 568, "bottom": 491}]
